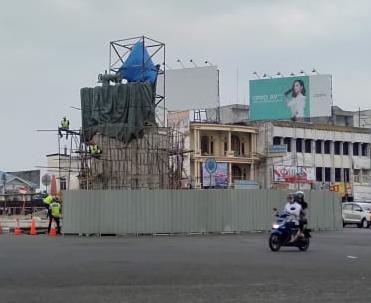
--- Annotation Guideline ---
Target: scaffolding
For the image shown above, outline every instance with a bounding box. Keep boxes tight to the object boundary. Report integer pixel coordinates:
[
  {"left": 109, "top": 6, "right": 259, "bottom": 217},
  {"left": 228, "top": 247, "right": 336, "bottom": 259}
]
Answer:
[
  {"left": 40, "top": 36, "right": 189, "bottom": 191},
  {"left": 39, "top": 126, "right": 188, "bottom": 190},
  {"left": 79, "top": 126, "right": 187, "bottom": 190}
]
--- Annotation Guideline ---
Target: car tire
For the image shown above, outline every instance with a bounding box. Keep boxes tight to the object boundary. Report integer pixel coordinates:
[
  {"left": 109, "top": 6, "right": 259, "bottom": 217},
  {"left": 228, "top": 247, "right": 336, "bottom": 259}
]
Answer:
[
  {"left": 362, "top": 219, "right": 369, "bottom": 228},
  {"left": 342, "top": 221, "right": 346, "bottom": 228}
]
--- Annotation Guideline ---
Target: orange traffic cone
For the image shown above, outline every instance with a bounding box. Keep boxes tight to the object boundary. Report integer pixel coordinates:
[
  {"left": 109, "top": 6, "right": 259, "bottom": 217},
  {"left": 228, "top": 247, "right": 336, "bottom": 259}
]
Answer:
[
  {"left": 14, "top": 219, "right": 22, "bottom": 236},
  {"left": 29, "top": 218, "right": 37, "bottom": 236},
  {"left": 49, "top": 219, "right": 57, "bottom": 237}
]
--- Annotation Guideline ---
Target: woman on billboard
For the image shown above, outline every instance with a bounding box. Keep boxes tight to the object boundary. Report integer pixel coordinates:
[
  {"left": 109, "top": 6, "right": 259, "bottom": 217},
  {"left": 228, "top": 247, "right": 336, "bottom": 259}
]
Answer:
[{"left": 285, "top": 80, "right": 306, "bottom": 119}]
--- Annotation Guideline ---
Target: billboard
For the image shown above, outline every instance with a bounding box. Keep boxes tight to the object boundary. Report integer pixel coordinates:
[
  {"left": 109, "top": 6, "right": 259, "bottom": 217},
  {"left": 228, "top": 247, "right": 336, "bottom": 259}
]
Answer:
[
  {"left": 157, "top": 66, "right": 219, "bottom": 111},
  {"left": 202, "top": 162, "right": 228, "bottom": 188},
  {"left": 273, "top": 166, "right": 315, "bottom": 183},
  {"left": 249, "top": 75, "right": 332, "bottom": 120}
]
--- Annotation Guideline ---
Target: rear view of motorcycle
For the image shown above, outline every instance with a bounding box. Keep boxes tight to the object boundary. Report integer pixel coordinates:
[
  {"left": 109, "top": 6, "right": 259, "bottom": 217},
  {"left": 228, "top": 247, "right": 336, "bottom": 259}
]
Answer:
[{"left": 269, "top": 210, "right": 311, "bottom": 252}]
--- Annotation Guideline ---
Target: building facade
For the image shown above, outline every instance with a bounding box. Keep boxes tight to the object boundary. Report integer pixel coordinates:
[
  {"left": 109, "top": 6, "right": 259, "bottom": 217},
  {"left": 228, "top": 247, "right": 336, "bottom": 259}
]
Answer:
[
  {"left": 255, "top": 121, "right": 371, "bottom": 199},
  {"left": 168, "top": 110, "right": 260, "bottom": 188},
  {"left": 46, "top": 153, "right": 80, "bottom": 192}
]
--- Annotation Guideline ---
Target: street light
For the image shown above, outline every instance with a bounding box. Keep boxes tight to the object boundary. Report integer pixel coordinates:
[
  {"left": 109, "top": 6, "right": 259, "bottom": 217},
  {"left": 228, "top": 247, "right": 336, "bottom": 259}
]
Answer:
[
  {"left": 252, "top": 71, "right": 261, "bottom": 79},
  {"left": 312, "top": 68, "right": 320, "bottom": 75},
  {"left": 176, "top": 59, "right": 185, "bottom": 68},
  {"left": 276, "top": 72, "right": 284, "bottom": 78},
  {"left": 189, "top": 59, "right": 197, "bottom": 67},
  {"left": 163, "top": 62, "right": 172, "bottom": 70},
  {"left": 204, "top": 60, "right": 214, "bottom": 66},
  {"left": 262, "top": 73, "right": 273, "bottom": 79}
]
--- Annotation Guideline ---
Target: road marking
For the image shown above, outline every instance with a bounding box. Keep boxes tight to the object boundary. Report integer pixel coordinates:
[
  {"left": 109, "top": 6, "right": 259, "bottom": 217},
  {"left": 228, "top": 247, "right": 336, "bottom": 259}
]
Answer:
[{"left": 347, "top": 255, "right": 358, "bottom": 259}]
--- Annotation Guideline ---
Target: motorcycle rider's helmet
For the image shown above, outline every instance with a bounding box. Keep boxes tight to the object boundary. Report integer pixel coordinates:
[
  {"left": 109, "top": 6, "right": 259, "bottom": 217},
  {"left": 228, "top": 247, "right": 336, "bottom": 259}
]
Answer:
[{"left": 295, "top": 191, "right": 304, "bottom": 202}]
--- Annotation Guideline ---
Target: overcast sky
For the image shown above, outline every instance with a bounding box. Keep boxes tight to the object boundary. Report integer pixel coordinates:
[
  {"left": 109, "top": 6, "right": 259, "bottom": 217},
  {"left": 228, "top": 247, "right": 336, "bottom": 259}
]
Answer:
[{"left": 1, "top": 0, "right": 371, "bottom": 172}]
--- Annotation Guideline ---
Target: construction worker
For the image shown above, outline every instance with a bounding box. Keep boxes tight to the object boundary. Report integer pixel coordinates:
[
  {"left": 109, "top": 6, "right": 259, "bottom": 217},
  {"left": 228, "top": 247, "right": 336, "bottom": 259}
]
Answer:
[
  {"left": 59, "top": 116, "right": 70, "bottom": 139},
  {"left": 43, "top": 193, "right": 53, "bottom": 218},
  {"left": 48, "top": 199, "right": 61, "bottom": 234},
  {"left": 88, "top": 143, "right": 102, "bottom": 157}
]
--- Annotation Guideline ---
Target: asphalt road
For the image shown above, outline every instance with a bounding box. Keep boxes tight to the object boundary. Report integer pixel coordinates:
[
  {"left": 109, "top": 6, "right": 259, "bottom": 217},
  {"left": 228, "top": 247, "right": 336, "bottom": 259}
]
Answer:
[{"left": 0, "top": 228, "right": 370, "bottom": 303}]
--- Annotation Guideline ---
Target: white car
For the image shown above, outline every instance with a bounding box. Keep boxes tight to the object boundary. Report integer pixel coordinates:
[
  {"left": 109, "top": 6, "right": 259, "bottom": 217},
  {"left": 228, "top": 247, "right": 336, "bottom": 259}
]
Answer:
[{"left": 342, "top": 202, "right": 371, "bottom": 228}]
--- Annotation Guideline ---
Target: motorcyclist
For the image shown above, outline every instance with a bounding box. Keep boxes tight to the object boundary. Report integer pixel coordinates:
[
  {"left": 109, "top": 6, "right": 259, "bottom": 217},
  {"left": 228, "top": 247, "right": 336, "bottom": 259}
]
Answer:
[
  {"left": 284, "top": 193, "right": 302, "bottom": 242},
  {"left": 295, "top": 191, "right": 308, "bottom": 235}
]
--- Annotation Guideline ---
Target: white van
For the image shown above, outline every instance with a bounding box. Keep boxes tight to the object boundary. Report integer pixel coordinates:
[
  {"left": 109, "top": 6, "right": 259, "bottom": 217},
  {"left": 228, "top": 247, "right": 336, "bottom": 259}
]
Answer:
[{"left": 342, "top": 202, "right": 371, "bottom": 228}]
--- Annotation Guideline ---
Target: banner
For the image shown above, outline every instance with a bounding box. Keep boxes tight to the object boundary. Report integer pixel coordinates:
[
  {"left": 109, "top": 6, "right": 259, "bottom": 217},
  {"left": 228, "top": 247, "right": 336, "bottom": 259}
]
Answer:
[
  {"left": 273, "top": 166, "right": 315, "bottom": 183},
  {"left": 202, "top": 162, "right": 228, "bottom": 188},
  {"left": 250, "top": 75, "right": 332, "bottom": 120}
]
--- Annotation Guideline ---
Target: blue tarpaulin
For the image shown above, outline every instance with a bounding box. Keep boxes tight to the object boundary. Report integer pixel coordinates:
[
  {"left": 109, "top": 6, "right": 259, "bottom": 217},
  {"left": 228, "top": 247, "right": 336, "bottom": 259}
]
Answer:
[{"left": 117, "top": 41, "right": 158, "bottom": 84}]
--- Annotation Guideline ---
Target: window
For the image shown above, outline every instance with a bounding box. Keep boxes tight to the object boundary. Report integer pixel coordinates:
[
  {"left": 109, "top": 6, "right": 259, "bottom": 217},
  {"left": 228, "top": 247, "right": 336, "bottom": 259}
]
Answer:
[
  {"left": 315, "top": 140, "right": 322, "bottom": 154},
  {"left": 316, "top": 167, "right": 323, "bottom": 182},
  {"left": 284, "top": 138, "right": 291, "bottom": 152},
  {"left": 210, "top": 141, "right": 214, "bottom": 155},
  {"left": 296, "top": 138, "right": 303, "bottom": 153},
  {"left": 324, "top": 141, "right": 331, "bottom": 154},
  {"left": 362, "top": 143, "right": 368, "bottom": 156},
  {"left": 353, "top": 142, "right": 359, "bottom": 156},
  {"left": 241, "top": 143, "right": 245, "bottom": 155},
  {"left": 325, "top": 167, "right": 331, "bottom": 182},
  {"left": 224, "top": 142, "right": 228, "bottom": 154},
  {"left": 334, "top": 141, "right": 341, "bottom": 155},
  {"left": 305, "top": 139, "right": 312, "bottom": 153},
  {"left": 201, "top": 136, "right": 209, "bottom": 154},
  {"left": 353, "top": 205, "right": 362, "bottom": 212},
  {"left": 60, "top": 178, "right": 66, "bottom": 191},
  {"left": 343, "top": 204, "right": 352, "bottom": 211},
  {"left": 273, "top": 137, "right": 281, "bottom": 145},
  {"left": 344, "top": 168, "right": 350, "bottom": 183},
  {"left": 354, "top": 169, "right": 360, "bottom": 183},
  {"left": 232, "top": 135, "right": 241, "bottom": 156},
  {"left": 335, "top": 168, "right": 341, "bottom": 182},
  {"left": 343, "top": 142, "right": 349, "bottom": 155}
]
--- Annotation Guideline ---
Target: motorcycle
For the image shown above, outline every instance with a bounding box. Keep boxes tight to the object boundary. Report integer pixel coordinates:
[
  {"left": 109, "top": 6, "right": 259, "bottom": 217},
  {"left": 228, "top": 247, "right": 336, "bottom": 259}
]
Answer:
[{"left": 269, "top": 210, "right": 311, "bottom": 252}]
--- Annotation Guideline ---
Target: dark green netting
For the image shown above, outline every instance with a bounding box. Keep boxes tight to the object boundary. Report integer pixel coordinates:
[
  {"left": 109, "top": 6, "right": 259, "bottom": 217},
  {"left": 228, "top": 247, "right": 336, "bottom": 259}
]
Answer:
[{"left": 81, "top": 83, "right": 156, "bottom": 143}]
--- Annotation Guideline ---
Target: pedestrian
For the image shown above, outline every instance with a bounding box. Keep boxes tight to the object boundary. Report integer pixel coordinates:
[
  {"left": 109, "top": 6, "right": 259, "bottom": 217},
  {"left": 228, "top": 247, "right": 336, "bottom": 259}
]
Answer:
[{"left": 48, "top": 199, "right": 61, "bottom": 235}]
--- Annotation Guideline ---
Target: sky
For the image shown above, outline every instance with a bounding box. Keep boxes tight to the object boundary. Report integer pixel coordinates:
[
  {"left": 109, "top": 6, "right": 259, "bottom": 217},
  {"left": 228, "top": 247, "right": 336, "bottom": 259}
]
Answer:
[{"left": 1, "top": 0, "right": 371, "bottom": 171}]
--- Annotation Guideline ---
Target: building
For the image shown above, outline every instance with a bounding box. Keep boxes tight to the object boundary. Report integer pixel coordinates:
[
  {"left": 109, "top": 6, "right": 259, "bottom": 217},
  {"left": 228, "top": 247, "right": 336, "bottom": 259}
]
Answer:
[
  {"left": 0, "top": 171, "right": 38, "bottom": 202},
  {"left": 168, "top": 109, "right": 260, "bottom": 188},
  {"left": 254, "top": 120, "right": 371, "bottom": 199},
  {"left": 46, "top": 153, "right": 80, "bottom": 192},
  {"left": 170, "top": 103, "right": 371, "bottom": 198}
]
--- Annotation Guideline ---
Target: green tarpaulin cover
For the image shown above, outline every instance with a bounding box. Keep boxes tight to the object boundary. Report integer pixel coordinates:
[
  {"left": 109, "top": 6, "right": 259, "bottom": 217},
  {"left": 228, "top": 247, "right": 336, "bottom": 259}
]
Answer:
[{"left": 80, "top": 83, "right": 156, "bottom": 143}]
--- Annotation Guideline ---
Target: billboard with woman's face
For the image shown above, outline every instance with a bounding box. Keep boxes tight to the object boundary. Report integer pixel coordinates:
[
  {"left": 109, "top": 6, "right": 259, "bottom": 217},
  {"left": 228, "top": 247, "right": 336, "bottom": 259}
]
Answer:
[{"left": 249, "top": 75, "right": 332, "bottom": 120}]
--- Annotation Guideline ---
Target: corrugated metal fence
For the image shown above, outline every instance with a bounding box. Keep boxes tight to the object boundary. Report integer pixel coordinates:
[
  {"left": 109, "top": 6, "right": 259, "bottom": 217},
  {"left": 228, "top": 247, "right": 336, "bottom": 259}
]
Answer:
[{"left": 62, "top": 189, "right": 342, "bottom": 235}]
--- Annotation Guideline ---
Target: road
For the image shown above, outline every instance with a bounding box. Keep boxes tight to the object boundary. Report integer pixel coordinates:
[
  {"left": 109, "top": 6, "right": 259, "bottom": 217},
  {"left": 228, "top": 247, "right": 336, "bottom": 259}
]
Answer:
[{"left": 0, "top": 228, "right": 370, "bottom": 303}]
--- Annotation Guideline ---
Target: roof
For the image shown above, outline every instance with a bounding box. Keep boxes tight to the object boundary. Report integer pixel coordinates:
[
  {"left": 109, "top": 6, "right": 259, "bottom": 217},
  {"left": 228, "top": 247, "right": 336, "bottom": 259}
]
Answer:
[
  {"left": 251, "top": 120, "right": 371, "bottom": 134},
  {"left": 190, "top": 122, "right": 258, "bottom": 133},
  {"left": 0, "top": 171, "right": 38, "bottom": 188}
]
